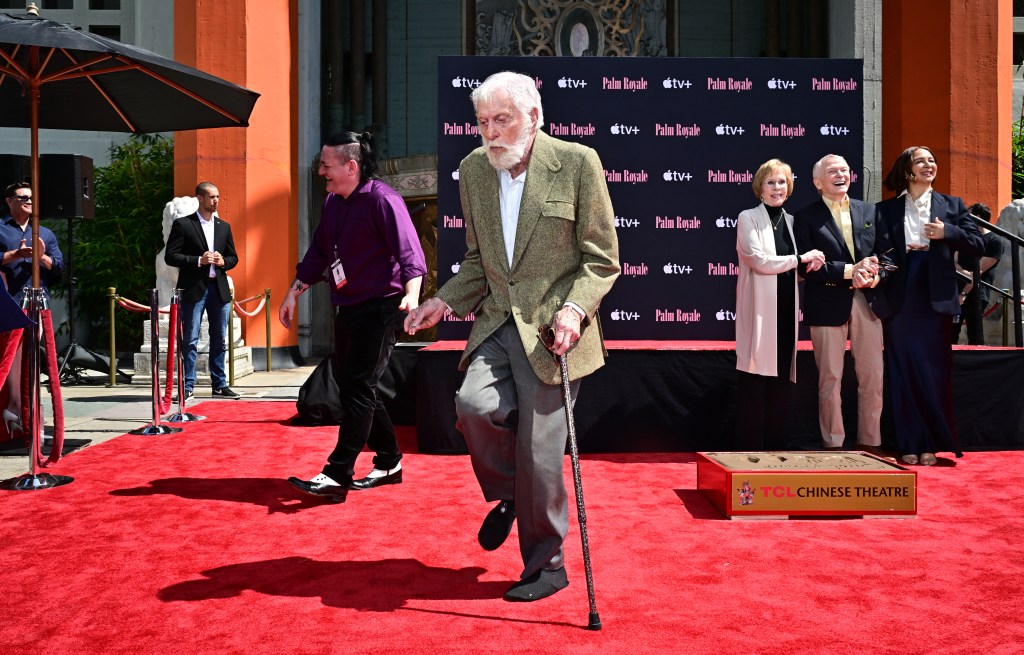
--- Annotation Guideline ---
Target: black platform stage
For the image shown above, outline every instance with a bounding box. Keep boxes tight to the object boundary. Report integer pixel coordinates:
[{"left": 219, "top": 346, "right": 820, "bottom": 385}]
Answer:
[{"left": 379, "top": 341, "right": 1024, "bottom": 454}]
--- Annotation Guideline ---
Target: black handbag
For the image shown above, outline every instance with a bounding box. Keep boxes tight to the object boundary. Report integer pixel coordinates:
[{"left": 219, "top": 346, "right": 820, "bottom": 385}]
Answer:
[{"left": 294, "top": 358, "right": 343, "bottom": 425}]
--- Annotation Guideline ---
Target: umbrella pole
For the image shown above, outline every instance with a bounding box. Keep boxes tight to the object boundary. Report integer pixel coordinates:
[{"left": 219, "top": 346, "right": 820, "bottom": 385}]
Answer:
[{"left": 1, "top": 65, "right": 73, "bottom": 492}]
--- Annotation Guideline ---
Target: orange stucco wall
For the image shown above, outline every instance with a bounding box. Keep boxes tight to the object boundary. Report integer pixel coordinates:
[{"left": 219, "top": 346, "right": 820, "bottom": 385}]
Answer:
[
  {"left": 173, "top": 0, "right": 298, "bottom": 350},
  {"left": 882, "top": 0, "right": 1012, "bottom": 211}
]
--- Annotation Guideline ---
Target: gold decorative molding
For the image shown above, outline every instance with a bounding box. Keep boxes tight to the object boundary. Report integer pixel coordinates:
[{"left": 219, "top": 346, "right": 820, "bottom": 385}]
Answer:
[{"left": 468, "top": 0, "right": 674, "bottom": 57}]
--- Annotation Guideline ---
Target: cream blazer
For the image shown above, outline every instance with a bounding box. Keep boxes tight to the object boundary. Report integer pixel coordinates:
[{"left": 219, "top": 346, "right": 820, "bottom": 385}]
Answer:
[{"left": 734, "top": 203, "right": 801, "bottom": 382}]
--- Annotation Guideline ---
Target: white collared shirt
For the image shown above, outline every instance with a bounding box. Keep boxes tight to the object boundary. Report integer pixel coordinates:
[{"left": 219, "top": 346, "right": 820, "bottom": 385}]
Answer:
[
  {"left": 199, "top": 211, "right": 217, "bottom": 277},
  {"left": 903, "top": 191, "right": 931, "bottom": 250},
  {"left": 498, "top": 168, "right": 526, "bottom": 268}
]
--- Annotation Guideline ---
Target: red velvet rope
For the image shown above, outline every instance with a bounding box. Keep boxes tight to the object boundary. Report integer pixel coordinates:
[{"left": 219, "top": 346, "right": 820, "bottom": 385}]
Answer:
[
  {"left": 0, "top": 328, "right": 22, "bottom": 393},
  {"left": 233, "top": 295, "right": 267, "bottom": 318},
  {"left": 111, "top": 294, "right": 177, "bottom": 413},
  {"left": 18, "top": 310, "right": 30, "bottom": 439},
  {"left": 39, "top": 309, "right": 64, "bottom": 467},
  {"left": 116, "top": 296, "right": 171, "bottom": 314},
  {"left": 0, "top": 328, "right": 23, "bottom": 442}
]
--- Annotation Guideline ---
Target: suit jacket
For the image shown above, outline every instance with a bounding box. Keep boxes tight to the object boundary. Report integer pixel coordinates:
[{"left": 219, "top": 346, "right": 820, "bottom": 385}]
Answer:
[
  {"left": 873, "top": 192, "right": 984, "bottom": 318},
  {"left": 437, "top": 130, "right": 620, "bottom": 385},
  {"left": 734, "top": 204, "right": 800, "bottom": 382},
  {"left": 793, "top": 196, "right": 883, "bottom": 325},
  {"left": 164, "top": 212, "right": 238, "bottom": 304}
]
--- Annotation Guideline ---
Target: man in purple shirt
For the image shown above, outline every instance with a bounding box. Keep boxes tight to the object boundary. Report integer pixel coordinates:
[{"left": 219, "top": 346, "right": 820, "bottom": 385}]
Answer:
[{"left": 279, "top": 132, "right": 426, "bottom": 503}]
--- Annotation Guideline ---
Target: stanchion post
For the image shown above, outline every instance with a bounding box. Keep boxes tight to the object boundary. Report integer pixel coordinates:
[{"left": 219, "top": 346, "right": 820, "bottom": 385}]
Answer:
[
  {"left": 1002, "top": 294, "right": 1010, "bottom": 347},
  {"left": 166, "top": 289, "right": 205, "bottom": 424},
  {"left": 265, "top": 288, "right": 272, "bottom": 372},
  {"left": 108, "top": 286, "right": 117, "bottom": 386},
  {"left": 228, "top": 289, "right": 235, "bottom": 387},
  {"left": 129, "top": 289, "right": 181, "bottom": 435},
  {"left": 0, "top": 289, "right": 73, "bottom": 491}
]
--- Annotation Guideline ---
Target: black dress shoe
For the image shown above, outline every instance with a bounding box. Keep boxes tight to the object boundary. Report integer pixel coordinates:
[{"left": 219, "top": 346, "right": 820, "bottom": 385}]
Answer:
[
  {"left": 478, "top": 500, "right": 515, "bottom": 551},
  {"left": 287, "top": 476, "right": 348, "bottom": 503},
  {"left": 504, "top": 567, "right": 568, "bottom": 602},
  {"left": 350, "top": 468, "right": 403, "bottom": 490}
]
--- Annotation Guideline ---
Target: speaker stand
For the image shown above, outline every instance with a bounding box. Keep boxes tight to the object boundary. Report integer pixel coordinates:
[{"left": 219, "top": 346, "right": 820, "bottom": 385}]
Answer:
[{"left": 55, "top": 217, "right": 130, "bottom": 385}]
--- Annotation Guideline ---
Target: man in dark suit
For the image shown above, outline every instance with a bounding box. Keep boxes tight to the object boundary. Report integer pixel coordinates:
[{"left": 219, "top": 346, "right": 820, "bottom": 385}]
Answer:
[
  {"left": 164, "top": 182, "right": 239, "bottom": 400},
  {"left": 793, "top": 155, "right": 885, "bottom": 453}
]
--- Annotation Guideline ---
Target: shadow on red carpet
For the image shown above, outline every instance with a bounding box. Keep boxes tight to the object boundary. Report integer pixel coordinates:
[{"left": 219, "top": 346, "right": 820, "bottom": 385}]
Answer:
[{"left": 1, "top": 401, "right": 1022, "bottom": 655}]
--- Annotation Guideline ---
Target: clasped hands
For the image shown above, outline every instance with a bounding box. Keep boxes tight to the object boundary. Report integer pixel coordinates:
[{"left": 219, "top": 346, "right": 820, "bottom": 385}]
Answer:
[
  {"left": 800, "top": 249, "right": 825, "bottom": 272},
  {"left": 922, "top": 218, "right": 945, "bottom": 241},
  {"left": 200, "top": 250, "right": 225, "bottom": 267},
  {"left": 851, "top": 256, "right": 881, "bottom": 288},
  {"left": 8, "top": 237, "right": 49, "bottom": 267}
]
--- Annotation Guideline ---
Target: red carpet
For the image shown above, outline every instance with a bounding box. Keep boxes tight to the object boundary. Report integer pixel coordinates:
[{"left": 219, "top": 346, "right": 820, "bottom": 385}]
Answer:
[{"left": 1, "top": 401, "right": 1021, "bottom": 654}]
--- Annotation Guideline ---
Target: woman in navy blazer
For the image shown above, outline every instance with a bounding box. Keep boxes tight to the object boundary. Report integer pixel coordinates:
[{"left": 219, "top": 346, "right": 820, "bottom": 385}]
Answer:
[{"left": 874, "top": 146, "right": 983, "bottom": 466}]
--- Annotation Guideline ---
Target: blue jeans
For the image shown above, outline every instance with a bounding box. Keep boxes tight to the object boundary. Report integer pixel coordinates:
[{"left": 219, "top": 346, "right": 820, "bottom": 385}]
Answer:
[{"left": 180, "top": 286, "right": 230, "bottom": 391}]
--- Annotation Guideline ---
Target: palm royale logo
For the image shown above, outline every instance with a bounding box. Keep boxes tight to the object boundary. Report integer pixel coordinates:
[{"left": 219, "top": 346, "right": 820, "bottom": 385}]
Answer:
[
  {"left": 811, "top": 77, "right": 858, "bottom": 93},
  {"left": 443, "top": 309, "right": 475, "bottom": 322},
  {"left": 760, "top": 123, "right": 806, "bottom": 138},
  {"left": 655, "top": 309, "right": 701, "bottom": 323},
  {"left": 442, "top": 122, "right": 480, "bottom": 136},
  {"left": 707, "top": 76, "right": 752, "bottom": 92},
  {"left": 548, "top": 122, "right": 596, "bottom": 137},
  {"left": 442, "top": 215, "right": 463, "bottom": 228},
  {"left": 708, "top": 169, "right": 753, "bottom": 184},
  {"left": 655, "top": 216, "right": 701, "bottom": 230},
  {"left": 708, "top": 262, "right": 740, "bottom": 276},
  {"left": 655, "top": 123, "right": 700, "bottom": 137},
  {"left": 621, "top": 262, "right": 649, "bottom": 277},
  {"left": 602, "top": 76, "right": 648, "bottom": 91},
  {"left": 605, "top": 169, "right": 649, "bottom": 184}
]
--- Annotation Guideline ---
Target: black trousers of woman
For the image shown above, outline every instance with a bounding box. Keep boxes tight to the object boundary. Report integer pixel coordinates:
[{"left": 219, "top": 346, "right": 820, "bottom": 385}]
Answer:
[{"left": 883, "top": 252, "right": 962, "bottom": 457}]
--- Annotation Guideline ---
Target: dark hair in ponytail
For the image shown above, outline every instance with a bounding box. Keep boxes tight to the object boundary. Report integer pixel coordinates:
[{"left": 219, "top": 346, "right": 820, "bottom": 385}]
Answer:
[{"left": 324, "top": 131, "right": 379, "bottom": 183}]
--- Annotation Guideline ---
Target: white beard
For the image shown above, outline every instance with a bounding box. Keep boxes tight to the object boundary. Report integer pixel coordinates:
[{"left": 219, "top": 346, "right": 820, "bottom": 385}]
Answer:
[{"left": 483, "top": 127, "right": 532, "bottom": 172}]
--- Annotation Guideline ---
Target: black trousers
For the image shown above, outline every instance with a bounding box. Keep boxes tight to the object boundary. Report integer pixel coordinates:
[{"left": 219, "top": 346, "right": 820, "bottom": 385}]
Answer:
[
  {"left": 322, "top": 295, "right": 405, "bottom": 483},
  {"left": 734, "top": 370, "right": 792, "bottom": 451}
]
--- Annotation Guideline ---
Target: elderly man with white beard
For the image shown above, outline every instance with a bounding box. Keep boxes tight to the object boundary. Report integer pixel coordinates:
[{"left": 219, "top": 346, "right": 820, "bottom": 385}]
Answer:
[{"left": 404, "top": 71, "right": 620, "bottom": 602}]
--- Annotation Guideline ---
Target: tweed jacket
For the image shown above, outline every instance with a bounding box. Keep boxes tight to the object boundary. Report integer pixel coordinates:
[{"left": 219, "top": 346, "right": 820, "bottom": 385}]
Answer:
[{"left": 437, "top": 130, "right": 620, "bottom": 384}]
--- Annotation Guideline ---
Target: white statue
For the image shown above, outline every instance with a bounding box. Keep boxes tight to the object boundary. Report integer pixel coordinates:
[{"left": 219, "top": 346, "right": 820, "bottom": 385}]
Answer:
[{"left": 156, "top": 196, "right": 198, "bottom": 309}]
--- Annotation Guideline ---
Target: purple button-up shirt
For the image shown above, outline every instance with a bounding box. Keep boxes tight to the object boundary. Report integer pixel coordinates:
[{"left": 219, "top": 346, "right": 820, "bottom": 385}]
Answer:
[{"left": 295, "top": 179, "right": 427, "bottom": 306}]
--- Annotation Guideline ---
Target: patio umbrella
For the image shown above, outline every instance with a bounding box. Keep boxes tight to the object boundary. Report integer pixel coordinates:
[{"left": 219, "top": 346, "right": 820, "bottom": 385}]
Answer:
[
  {"left": 0, "top": 9, "right": 259, "bottom": 489},
  {"left": 0, "top": 10, "right": 261, "bottom": 286}
]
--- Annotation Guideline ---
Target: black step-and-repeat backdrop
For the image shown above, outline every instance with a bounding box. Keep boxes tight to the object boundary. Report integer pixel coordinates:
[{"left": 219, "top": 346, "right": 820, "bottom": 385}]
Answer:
[{"left": 437, "top": 56, "right": 863, "bottom": 340}]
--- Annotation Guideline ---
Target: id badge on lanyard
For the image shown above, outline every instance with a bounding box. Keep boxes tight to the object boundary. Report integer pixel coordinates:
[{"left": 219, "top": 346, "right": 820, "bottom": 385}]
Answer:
[{"left": 330, "top": 244, "right": 347, "bottom": 290}]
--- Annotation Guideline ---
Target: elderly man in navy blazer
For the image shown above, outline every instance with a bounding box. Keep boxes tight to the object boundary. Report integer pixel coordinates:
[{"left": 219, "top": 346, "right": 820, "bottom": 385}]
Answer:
[
  {"left": 164, "top": 182, "right": 240, "bottom": 401},
  {"left": 793, "top": 155, "right": 885, "bottom": 453}
]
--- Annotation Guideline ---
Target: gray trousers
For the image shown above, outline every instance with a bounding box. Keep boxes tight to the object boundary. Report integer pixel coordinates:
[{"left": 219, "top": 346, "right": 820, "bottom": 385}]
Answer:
[{"left": 455, "top": 320, "right": 580, "bottom": 580}]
